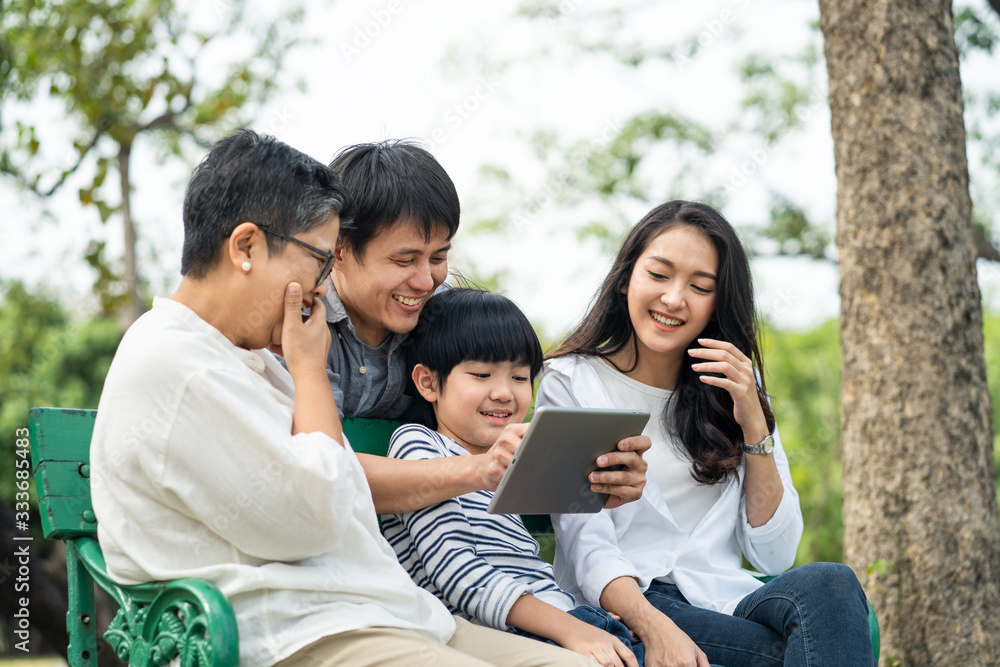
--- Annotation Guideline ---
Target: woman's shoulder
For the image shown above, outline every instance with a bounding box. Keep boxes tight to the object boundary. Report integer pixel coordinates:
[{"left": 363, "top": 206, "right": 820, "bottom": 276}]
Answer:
[{"left": 541, "top": 353, "right": 592, "bottom": 377}]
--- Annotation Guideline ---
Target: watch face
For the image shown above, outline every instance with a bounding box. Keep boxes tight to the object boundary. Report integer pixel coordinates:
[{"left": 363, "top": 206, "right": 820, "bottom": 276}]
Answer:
[{"left": 743, "top": 434, "right": 774, "bottom": 454}]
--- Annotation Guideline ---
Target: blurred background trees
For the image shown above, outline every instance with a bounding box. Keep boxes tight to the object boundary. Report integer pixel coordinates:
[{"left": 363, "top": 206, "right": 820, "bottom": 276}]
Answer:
[{"left": 2, "top": 0, "right": 306, "bottom": 328}]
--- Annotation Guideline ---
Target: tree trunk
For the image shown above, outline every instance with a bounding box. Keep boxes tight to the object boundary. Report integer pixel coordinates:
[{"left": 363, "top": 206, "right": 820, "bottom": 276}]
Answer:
[
  {"left": 818, "top": 1, "right": 1000, "bottom": 664},
  {"left": 118, "top": 141, "right": 142, "bottom": 330}
]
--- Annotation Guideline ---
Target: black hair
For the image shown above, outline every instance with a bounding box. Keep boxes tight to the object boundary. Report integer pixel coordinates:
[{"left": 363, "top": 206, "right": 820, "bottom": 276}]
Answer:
[
  {"left": 181, "top": 129, "right": 353, "bottom": 277},
  {"left": 552, "top": 200, "right": 774, "bottom": 484},
  {"left": 406, "top": 288, "right": 543, "bottom": 427},
  {"left": 328, "top": 140, "right": 460, "bottom": 261}
]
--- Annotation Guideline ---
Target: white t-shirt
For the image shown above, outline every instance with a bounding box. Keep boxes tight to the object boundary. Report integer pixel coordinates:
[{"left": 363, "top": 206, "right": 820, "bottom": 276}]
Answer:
[{"left": 586, "top": 357, "right": 723, "bottom": 536}]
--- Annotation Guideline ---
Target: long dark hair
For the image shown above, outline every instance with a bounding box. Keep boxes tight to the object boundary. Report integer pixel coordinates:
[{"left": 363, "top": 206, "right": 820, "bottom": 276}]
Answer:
[{"left": 551, "top": 200, "right": 774, "bottom": 484}]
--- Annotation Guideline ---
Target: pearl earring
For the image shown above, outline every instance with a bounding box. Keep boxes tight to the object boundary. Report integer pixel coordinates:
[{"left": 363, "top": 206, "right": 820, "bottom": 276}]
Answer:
[{"left": 241, "top": 261, "right": 251, "bottom": 272}]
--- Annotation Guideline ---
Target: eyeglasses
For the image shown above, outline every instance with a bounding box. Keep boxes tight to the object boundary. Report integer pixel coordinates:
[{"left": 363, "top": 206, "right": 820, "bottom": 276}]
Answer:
[{"left": 257, "top": 225, "right": 335, "bottom": 289}]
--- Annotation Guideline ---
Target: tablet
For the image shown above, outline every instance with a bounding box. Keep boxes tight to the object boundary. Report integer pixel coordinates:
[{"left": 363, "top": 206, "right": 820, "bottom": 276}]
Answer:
[{"left": 487, "top": 406, "right": 650, "bottom": 515}]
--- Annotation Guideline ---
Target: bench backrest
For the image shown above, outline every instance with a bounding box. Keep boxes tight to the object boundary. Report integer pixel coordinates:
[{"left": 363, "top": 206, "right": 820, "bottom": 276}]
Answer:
[
  {"left": 29, "top": 408, "right": 98, "bottom": 539},
  {"left": 28, "top": 408, "right": 554, "bottom": 537}
]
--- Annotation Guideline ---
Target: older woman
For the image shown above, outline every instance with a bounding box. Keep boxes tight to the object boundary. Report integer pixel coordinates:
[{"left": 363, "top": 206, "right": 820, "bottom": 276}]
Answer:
[{"left": 90, "top": 130, "right": 596, "bottom": 667}]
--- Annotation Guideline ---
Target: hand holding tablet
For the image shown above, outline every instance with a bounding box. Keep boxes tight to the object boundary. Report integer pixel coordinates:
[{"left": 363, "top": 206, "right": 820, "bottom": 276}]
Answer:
[{"left": 487, "top": 406, "right": 650, "bottom": 515}]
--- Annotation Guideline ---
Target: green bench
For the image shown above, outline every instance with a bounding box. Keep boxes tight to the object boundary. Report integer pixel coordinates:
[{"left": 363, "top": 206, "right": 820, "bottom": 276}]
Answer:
[
  {"left": 27, "top": 408, "right": 552, "bottom": 667},
  {"left": 29, "top": 407, "right": 878, "bottom": 665}
]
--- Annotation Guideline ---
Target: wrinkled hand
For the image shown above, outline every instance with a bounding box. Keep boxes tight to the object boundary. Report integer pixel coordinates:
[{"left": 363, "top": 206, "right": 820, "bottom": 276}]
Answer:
[
  {"left": 270, "top": 282, "right": 331, "bottom": 380},
  {"left": 477, "top": 422, "right": 529, "bottom": 491},
  {"left": 592, "top": 434, "right": 650, "bottom": 509},
  {"left": 688, "top": 338, "right": 768, "bottom": 436}
]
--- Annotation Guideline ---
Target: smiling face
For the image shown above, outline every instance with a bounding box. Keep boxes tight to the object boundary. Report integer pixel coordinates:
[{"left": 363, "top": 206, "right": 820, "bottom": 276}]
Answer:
[
  {"left": 623, "top": 224, "right": 718, "bottom": 385},
  {"left": 417, "top": 360, "right": 533, "bottom": 455},
  {"left": 332, "top": 218, "right": 451, "bottom": 347}
]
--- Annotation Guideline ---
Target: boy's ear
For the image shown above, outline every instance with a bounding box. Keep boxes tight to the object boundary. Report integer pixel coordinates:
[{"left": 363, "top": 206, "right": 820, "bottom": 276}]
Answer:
[{"left": 411, "top": 364, "right": 439, "bottom": 402}]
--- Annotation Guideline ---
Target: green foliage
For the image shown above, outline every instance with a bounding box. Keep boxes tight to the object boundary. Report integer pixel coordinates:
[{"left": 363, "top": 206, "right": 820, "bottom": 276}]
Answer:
[
  {"left": 762, "top": 319, "right": 844, "bottom": 564},
  {"left": 761, "top": 311, "right": 1000, "bottom": 565},
  {"left": 0, "top": 281, "right": 122, "bottom": 500},
  {"left": 1, "top": 0, "right": 306, "bottom": 317},
  {"left": 758, "top": 198, "right": 831, "bottom": 260},
  {"left": 983, "top": 313, "right": 1000, "bottom": 506},
  {"left": 954, "top": 5, "right": 998, "bottom": 56},
  {"left": 481, "top": 4, "right": 1000, "bottom": 266}
]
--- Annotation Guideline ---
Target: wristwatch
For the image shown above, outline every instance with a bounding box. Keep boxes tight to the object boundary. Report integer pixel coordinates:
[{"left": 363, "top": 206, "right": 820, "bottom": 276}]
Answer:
[{"left": 741, "top": 433, "right": 775, "bottom": 455}]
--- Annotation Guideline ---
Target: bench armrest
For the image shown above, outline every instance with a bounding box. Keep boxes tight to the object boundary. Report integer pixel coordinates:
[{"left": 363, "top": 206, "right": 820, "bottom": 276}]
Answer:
[{"left": 72, "top": 537, "right": 239, "bottom": 667}]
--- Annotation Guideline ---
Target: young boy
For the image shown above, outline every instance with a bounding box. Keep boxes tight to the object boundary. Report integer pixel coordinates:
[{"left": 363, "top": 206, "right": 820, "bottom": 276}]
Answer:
[{"left": 381, "top": 288, "right": 645, "bottom": 667}]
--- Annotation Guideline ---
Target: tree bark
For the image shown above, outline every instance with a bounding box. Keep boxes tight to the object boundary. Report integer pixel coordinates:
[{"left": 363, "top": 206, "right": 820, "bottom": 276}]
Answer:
[
  {"left": 118, "top": 141, "right": 142, "bottom": 331},
  {"left": 818, "top": 1, "right": 1000, "bottom": 664}
]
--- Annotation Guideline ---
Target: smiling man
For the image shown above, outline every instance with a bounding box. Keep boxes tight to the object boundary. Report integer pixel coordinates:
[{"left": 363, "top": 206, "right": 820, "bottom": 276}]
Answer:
[
  {"left": 322, "top": 140, "right": 650, "bottom": 516},
  {"left": 322, "top": 140, "right": 456, "bottom": 421}
]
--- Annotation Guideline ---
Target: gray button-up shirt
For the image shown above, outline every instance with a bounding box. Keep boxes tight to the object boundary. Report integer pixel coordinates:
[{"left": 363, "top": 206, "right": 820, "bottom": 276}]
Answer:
[{"left": 319, "top": 284, "right": 413, "bottom": 420}]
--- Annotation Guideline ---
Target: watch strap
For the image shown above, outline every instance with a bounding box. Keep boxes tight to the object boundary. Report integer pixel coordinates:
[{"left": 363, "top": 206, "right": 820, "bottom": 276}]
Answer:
[{"left": 741, "top": 433, "right": 774, "bottom": 455}]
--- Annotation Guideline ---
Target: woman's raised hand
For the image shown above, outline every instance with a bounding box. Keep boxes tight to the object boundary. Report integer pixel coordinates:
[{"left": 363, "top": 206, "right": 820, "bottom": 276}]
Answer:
[
  {"left": 274, "top": 282, "right": 331, "bottom": 379},
  {"left": 687, "top": 338, "right": 769, "bottom": 441}
]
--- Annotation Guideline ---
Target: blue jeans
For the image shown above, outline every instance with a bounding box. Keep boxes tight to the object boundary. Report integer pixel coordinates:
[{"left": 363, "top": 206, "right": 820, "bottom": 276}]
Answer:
[
  {"left": 509, "top": 604, "right": 647, "bottom": 666},
  {"left": 644, "top": 562, "right": 875, "bottom": 667}
]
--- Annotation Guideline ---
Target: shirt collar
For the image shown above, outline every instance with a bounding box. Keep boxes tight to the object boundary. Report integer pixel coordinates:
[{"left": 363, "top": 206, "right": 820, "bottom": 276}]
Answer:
[
  {"left": 321, "top": 279, "right": 351, "bottom": 325},
  {"left": 152, "top": 296, "right": 271, "bottom": 375}
]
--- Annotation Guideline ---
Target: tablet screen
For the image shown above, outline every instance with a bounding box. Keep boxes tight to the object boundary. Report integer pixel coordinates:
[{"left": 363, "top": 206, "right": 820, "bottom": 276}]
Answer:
[{"left": 487, "top": 406, "right": 650, "bottom": 515}]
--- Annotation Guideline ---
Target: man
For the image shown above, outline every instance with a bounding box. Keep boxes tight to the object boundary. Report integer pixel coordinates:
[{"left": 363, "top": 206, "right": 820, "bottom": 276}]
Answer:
[
  {"left": 91, "top": 131, "right": 597, "bottom": 667},
  {"left": 323, "top": 141, "right": 649, "bottom": 515}
]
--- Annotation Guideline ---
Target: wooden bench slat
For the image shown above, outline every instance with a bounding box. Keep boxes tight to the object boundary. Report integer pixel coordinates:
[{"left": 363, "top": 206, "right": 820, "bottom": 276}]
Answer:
[
  {"left": 28, "top": 408, "right": 97, "bottom": 464},
  {"left": 37, "top": 496, "right": 97, "bottom": 539}
]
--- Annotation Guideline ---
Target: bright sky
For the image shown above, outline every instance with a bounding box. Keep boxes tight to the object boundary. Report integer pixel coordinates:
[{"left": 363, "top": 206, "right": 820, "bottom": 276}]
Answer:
[{"left": 2, "top": 0, "right": 998, "bottom": 338}]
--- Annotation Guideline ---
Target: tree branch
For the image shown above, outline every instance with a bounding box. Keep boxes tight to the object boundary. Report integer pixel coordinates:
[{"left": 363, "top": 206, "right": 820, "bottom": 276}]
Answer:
[
  {"left": 974, "top": 226, "right": 1000, "bottom": 262},
  {"left": 0, "top": 128, "right": 104, "bottom": 198}
]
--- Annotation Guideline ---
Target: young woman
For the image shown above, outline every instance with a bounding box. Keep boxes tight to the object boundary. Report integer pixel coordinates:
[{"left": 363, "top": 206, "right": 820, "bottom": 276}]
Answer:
[{"left": 536, "top": 201, "right": 874, "bottom": 667}]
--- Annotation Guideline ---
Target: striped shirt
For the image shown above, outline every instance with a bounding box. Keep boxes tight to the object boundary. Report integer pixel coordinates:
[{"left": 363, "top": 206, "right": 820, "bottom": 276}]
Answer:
[{"left": 382, "top": 424, "right": 576, "bottom": 631}]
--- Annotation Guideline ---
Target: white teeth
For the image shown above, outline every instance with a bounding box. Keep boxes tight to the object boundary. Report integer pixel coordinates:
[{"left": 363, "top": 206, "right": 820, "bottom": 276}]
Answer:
[
  {"left": 651, "top": 312, "right": 683, "bottom": 327},
  {"left": 394, "top": 295, "right": 421, "bottom": 306},
  {"left": 482, "top": 412, "right": 509, "bottom": 418}
]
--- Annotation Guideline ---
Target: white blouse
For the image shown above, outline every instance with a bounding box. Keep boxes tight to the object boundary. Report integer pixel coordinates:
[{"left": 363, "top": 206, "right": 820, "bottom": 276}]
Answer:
[{"left": 537, "top": 354, "right": 803, "bottom": 615}]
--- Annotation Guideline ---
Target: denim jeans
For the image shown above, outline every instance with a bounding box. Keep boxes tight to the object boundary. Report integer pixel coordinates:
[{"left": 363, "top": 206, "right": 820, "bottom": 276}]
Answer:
[
  {"left": 509, "top": 604, "right": 647, "bottom": 666},
  {"left": 644, "top": 562, "right": 875, "bottom": 667}
]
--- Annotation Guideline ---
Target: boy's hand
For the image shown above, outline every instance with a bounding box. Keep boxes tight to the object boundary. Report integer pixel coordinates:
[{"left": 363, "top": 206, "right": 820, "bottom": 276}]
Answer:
[
  {"left": 590, "top": 434, "right": 650, "bottom": 509},
  {"left": 270, "top": 282, "right": 331, "bottom": 380},
  {"left": 477, "top": 422, "right": 529, "bottom": 491}
]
